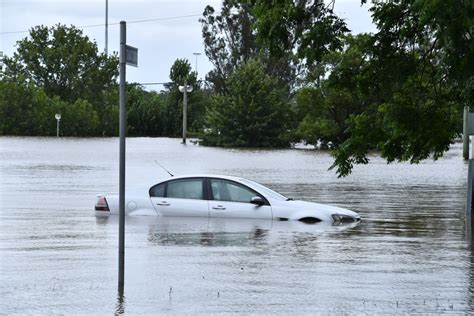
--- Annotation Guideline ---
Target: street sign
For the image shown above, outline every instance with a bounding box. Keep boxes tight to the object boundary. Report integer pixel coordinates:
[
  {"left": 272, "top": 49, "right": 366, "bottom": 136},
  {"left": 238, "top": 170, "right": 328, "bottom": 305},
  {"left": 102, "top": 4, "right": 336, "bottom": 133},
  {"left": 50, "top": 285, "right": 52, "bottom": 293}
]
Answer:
[{"left": 125, "top": 45, "right": 138, "bottom": 67}]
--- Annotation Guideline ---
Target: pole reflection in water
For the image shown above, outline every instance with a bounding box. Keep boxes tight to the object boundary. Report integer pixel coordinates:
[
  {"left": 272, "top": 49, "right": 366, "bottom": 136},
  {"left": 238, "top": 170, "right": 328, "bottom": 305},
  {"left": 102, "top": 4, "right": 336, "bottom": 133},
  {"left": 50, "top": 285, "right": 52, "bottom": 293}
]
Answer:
[
  {"left": 115, "top": 286, "right": 126, "bottom": 315},
  {"left": 468, "top": 213, "right": 474, "bottom": 310}
]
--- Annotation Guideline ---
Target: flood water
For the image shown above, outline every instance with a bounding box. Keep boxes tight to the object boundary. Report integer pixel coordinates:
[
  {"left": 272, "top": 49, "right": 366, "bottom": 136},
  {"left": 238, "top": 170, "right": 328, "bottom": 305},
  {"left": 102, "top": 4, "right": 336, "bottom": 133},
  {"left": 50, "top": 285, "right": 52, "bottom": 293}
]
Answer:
[{"left": 0, "top": 136, "right": 472, "bottom": 314}]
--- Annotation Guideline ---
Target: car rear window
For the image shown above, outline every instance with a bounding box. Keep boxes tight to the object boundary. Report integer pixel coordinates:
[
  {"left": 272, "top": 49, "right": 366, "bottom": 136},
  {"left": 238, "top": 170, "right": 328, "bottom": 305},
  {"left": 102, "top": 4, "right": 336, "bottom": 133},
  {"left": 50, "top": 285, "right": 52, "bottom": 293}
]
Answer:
[
  {"left": 167, "top": 179, "right": 203, "bottom": 200},
  {"left": 150, "top": 183, "right": 165, "bottom": 197}
]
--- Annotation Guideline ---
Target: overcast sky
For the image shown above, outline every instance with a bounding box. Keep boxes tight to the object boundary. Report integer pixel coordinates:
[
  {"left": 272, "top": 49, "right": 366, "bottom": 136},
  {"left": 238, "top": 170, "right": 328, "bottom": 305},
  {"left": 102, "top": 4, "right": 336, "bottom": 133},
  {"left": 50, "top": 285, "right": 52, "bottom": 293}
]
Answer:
[{"left": 0, "top": 0, "right": 376, "bottom": 91}]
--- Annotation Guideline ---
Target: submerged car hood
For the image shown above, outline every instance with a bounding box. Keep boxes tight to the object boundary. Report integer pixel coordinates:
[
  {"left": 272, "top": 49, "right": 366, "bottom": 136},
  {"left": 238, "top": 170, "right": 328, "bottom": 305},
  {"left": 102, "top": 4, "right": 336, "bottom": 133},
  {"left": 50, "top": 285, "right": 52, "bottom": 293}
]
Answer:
[
  {"left": 271, "top": 199, "right": 359, "bottom": 220},
  {"left": 296, "top": 200, "right": 357, "bottom": 214}
]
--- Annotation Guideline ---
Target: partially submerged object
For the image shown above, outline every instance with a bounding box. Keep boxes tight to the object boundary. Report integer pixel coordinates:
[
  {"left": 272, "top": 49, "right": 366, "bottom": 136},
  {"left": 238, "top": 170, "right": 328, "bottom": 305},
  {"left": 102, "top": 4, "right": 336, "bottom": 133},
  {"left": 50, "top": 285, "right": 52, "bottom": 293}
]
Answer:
[{"left": 95, "top": 174, "right": 361, "bottom": 223}]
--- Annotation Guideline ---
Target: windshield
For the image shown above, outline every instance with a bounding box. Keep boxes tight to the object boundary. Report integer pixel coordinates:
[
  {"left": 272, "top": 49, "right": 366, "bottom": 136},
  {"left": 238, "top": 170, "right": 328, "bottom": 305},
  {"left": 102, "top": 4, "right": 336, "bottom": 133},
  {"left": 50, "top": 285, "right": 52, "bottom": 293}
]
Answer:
[{"left": 240, "top": 179, "right": 288, "bottom": 201}]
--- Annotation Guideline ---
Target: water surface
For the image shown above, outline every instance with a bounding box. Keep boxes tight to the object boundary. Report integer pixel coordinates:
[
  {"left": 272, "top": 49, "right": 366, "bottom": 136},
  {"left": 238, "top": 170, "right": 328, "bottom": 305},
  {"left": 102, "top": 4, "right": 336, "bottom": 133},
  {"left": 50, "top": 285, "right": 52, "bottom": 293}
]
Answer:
[{"left": 0, "top": 137, "right": 472, "bottom": 314}]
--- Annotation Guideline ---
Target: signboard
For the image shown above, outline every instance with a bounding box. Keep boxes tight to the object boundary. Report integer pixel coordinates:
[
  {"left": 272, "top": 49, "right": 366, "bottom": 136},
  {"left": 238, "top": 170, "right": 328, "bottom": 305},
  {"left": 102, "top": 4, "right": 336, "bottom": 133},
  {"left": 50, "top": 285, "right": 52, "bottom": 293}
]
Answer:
[{"left": 125, "top": 45, "right": 138, "bottom": 67}]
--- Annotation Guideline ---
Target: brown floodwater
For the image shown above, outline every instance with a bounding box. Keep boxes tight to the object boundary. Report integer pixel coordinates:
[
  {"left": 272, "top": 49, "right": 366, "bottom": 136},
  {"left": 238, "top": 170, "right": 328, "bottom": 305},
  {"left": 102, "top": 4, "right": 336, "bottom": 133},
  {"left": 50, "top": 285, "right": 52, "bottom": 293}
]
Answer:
[{"left": 0, "top": 137, "right": 472, "bottom": 314}]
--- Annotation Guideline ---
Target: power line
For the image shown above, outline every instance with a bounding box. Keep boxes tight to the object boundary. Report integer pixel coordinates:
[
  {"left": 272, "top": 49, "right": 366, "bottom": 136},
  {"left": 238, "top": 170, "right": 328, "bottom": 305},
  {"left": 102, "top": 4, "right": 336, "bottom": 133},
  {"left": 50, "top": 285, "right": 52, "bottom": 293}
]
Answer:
[
  {"left": 135, "top": 82, "right": 171, "bottom": 86},
  {"left": 0, "top": 13, "right": 202, "bottom": 35},
  {"left": 135, "top": 80, "right": 208, "bottom": 86}
]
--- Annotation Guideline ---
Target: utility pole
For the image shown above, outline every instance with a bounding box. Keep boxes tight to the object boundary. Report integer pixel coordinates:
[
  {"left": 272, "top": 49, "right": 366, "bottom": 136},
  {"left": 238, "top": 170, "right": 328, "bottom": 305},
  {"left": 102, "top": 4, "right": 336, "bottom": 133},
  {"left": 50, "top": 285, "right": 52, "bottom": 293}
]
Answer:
[
  {"left": 0, "top": 51, "right": 4, "bottom": 73},
  {"left": 192, "top": 52, "right": 201, "bottom": 75},
  {"left": 105, "top": 0, "right": 108, "bottom": 55},
  {"left": 104, "top": 0, "right": 109, "bottom": 136}
]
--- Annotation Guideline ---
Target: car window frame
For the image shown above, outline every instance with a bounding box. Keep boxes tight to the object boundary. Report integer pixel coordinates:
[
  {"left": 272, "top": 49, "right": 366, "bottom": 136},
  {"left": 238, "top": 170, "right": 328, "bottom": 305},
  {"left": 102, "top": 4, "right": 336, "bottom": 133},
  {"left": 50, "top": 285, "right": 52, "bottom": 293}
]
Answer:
[
  {"left": 149, "top": 182, "right": 166, "bottom": 198},
  {"left": 207, "top": 177, "right": 270, "bottom": 206}
]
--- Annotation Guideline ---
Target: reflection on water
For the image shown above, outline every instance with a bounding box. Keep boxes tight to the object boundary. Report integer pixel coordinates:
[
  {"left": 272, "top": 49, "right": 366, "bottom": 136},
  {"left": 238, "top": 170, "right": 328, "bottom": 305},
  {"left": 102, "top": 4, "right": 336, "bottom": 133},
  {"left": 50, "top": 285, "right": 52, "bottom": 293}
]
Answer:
[
  {"left": 115, "top": 287, "right": 126, "bottom": 315},
  {"left": 0, "top": 137, "right": 472, "bottom": 314},
  {"left": 141, "top": 217, "right": 357, "bottom": 247}
]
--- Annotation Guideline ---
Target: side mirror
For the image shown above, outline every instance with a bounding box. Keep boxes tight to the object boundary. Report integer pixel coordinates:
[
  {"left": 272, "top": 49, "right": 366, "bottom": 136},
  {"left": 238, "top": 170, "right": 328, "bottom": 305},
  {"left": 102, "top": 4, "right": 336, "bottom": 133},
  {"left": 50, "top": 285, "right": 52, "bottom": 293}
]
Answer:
[{"left": 250, "top": 196, "right": 265, "bottom": 206}]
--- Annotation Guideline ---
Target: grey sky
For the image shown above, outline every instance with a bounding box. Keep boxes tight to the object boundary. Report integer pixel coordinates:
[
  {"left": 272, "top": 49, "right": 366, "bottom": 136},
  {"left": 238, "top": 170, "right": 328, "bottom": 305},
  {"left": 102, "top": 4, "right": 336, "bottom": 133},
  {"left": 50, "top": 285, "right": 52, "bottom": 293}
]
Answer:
[{"left": 1, "top": 0, "right": 375, "bottom": 91}]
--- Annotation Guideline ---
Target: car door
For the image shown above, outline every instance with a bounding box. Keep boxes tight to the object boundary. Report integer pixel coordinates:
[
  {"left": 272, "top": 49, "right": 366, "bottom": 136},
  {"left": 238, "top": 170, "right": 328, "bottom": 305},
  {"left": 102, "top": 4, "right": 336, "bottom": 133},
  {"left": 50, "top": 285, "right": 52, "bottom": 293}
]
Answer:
[
  {"left": 150, "top": 178, "right": 209, "bottom": 217},
  {"left": 208, "top": 178, "right": 272, "bottom": 219}
]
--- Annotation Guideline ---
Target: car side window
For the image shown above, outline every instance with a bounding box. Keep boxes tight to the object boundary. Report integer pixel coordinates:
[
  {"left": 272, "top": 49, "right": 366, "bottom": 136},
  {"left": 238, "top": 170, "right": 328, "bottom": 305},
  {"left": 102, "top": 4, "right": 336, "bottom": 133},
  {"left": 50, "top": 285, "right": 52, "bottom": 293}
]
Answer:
[
  {"left": 167, "top": 179, "right": 203, "bottom": 200},
  {"left": 150, "top": 183, "right": 165, "bottom": 197},
  {"left": 211, "top": 179, "right": 259, "bottom": 203}
]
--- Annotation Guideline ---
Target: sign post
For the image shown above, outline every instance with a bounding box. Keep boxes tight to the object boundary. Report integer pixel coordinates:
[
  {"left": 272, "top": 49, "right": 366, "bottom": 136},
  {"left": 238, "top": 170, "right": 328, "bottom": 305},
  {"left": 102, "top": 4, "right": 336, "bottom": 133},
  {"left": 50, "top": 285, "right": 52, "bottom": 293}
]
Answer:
[
  {"left": 464, "top": 107, "right": 474, "bottom": 216},
  {"left": 118, "top": 20, "right": 126, "bottom": 290},
  {"left": 118, "top": 20, "right": 137, "bottom": 291}
]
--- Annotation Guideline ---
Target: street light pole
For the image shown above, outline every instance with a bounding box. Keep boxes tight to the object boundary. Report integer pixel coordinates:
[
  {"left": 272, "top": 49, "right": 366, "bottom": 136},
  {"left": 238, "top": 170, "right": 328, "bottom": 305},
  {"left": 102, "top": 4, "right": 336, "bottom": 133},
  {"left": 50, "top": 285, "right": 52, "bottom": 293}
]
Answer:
[
  {"left": 183, "top": 82, "right": 188, "bottom": 144},
  {"left": 179, "top": 82, "right": 193, "bottom": 144},
  {"left": 55, "top": 113, "right": 61, "bottom": 137}
]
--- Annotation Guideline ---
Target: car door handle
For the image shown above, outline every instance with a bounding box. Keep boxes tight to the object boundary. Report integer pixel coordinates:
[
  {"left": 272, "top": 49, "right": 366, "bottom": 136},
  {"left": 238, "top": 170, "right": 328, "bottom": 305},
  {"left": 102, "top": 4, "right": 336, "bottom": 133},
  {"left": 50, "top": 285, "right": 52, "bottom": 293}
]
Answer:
[
  {"left": 212, "top": 206, "right": 226, "bottom": 210},
  {"left": 157, "top": 202, "right": 170, "bottom": 206}
]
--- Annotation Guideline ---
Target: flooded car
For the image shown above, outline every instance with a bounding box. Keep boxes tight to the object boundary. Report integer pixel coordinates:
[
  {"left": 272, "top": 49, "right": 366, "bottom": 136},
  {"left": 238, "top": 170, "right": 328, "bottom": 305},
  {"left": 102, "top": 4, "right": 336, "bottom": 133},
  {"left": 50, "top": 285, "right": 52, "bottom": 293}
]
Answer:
[{"left": 95, "top": 174, "right": 361, "bottom": 223}]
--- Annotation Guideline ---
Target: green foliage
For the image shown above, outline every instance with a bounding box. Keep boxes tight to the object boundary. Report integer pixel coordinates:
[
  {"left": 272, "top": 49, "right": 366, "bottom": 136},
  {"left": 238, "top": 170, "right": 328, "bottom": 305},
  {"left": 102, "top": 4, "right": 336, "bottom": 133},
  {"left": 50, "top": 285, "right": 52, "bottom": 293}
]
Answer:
[
  {"left": 253, "top": 0, "right": 349, "bottom": 72},
  {"left": 0, "top": 79, "right": 100, "bottom": 136},
  {"left": 202, "top": 58, "right": 293, "bottom": 147},
  {"left": 46, "top": 98, "right": 100, "bottom": 137},
  {"left": 169, "top": 58, "right": 194, "bottom": 85},
  {"left": 200, "top": 1, "right": 258, "bottom": 93},
  {"left": 200, "top": 0, "right": 306, "bottom": 93},
  {"left": 162, "top": 58, "right": 208, "bottom": 136},
  {"left": 329, "top": 0, "right": 472, "bottom": 176},
  {"left": 2, "top": 24, "right": 118, "bottom": 136},
  {"left": 126, "top": 85, "right": 166, "bottom": 137},
  {"left": 3, "top": 24, "right": 118, "bottom": 104},
  {"left": 295, "top": 34, "right": 374, "bottom": 149},
  {"left": 0, "top": 79, "right": 43, "bottom": 135}
]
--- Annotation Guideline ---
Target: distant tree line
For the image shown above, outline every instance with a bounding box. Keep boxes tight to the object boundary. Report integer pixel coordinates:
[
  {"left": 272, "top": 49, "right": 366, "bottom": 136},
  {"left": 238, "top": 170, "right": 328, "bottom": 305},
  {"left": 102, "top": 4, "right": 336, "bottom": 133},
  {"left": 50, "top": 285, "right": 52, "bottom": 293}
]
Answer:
[
  {"left": 0, "top": 24, "right": 208, "bottom": 138},
  {"left": 1, "top": 1, "right": 472, "bottom": 176}
]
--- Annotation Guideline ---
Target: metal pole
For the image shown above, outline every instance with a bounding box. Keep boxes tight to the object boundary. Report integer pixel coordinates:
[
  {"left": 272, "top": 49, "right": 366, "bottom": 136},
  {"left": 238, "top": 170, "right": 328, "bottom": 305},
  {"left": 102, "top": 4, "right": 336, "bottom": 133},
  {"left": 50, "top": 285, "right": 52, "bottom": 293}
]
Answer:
[
  {"left": 468, "top": 160, "right": 474, "bottom": 215},
  {"left": 471, "top": 136, "right": 474, "bottom": 161},
  {"left": 464, "top": 106, "right": 469, "bottom": 160},
  {"left": 182, "top": 82, "right": 187, "bottom": 144},
  {"left": 192, "top": 52, "right": 201, "bottom": 76},
  {"left": 56, "top": 119, "right": 59, "bottom": 137},
  {"left": 118, "top": 21, "right": 126, "bottom": 289},
  {"left": 103, "top": 0, "right": 109, "bottom": 136},
  {"left": 105, "top": 0, "right": 108, "bottom": 55}
]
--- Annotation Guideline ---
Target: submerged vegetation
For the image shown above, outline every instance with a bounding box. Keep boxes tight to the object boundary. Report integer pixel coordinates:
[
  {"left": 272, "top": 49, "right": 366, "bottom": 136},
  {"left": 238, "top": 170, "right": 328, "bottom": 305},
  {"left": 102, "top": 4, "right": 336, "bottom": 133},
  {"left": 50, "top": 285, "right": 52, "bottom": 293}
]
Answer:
[{"left": 1, "top": 1, "right": 472, "bottom": 176}]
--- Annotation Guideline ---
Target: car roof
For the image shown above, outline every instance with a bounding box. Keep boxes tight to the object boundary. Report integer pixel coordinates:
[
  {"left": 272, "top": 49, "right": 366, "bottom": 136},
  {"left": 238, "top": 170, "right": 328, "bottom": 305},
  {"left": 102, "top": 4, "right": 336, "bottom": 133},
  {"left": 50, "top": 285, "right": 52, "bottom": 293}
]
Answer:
[{"left": 158, "top": 174, "right": 247, "bottom": 183}]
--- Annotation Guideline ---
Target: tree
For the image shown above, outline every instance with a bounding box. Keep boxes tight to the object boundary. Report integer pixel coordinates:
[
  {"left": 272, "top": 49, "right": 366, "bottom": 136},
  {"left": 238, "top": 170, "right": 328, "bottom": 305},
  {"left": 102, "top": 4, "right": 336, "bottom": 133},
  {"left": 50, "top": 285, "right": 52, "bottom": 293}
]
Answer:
[
  {"left": 200, "top": 1, "right": 258, "bottom": 94},
  {"left": 202, "top": 58, "right": 293, "bottom": 147},
  {"left": 330, "top": 1, "right": 473, "bottom": 176},
  {"left": 126, "top": 85, "right": 166, "bottom": 137},
  {"left": 0, "top": 79, "right": 43, "bottom": 135},
  {"left": 3, "top": 24, "right": 118, "bottom": 102},
  {"left": 295, "top": 34, "right": 375, "bottom": 148},
  {"left": 253, "top": 0, "right": 349, "bottom": 81},
  {"left": 162, "top": 58, "right": 207, "bottom": 136},
  {"left": 0, "top": 78, "right": 100, "bottom": 136},
  {"left": 3, "top": 24, "right": 118, "bottom": 135}
]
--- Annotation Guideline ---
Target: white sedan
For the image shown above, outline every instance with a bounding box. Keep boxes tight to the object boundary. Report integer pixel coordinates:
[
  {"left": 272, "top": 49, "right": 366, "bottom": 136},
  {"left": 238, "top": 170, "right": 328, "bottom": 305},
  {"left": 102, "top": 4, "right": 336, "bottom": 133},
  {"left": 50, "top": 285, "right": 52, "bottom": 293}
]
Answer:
[{"left": 95, "top": 175, "right": 361, "bottom": 223}]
